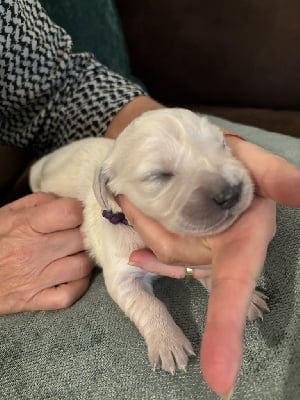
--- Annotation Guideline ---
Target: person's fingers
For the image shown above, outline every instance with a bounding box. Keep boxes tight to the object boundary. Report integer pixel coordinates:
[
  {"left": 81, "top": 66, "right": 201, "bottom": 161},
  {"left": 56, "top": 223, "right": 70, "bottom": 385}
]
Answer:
[
  {"left": 40, "top": 228, "right": 86, "bottom": 266},
  {"left": 226, "top": 136, "right": 300, "bottom": 206},
  {"left": 1, "top": 192, "right": 57, "bottom": 211},
  {"left": 38, "top": 252, "right": 94, "bottom": 289},
  {"left": 129, "top": 249, "right": 212, "bottom": 279},
  {"left": 27, "top": 197, "right": 84, "bottom": 233},
  {"left": 201, "top": 198, "right": 276, "bottom": 396},
  {"left": 201, "top": 257, "right": 262, "bottom": 396},
  {"left": 118, "top": 194, "right": 180, "bottom": 264},
  {"left": 25, "top": 276, "right": 91, "bottom": 311},
  {"left": 129, "top": 249, "right": 187, "bottom": 278},
  {"left": 117, "top": 195, "right": 212, "bottom": 265}
]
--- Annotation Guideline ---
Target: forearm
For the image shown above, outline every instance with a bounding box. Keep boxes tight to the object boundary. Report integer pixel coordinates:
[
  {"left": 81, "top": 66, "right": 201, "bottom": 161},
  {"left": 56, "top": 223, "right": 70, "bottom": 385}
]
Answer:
[
  {"left": 105, "top": 96, "right": 164, "bottom": 139},
  {"left": 0, "top": 0, "right": 146, "bottom": 156}
]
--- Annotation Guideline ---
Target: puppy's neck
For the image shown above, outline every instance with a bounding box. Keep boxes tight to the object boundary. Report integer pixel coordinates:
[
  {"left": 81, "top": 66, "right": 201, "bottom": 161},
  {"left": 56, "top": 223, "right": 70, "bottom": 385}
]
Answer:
[{"left": 100, "top": 193, "right": 130, "bottom": 225}]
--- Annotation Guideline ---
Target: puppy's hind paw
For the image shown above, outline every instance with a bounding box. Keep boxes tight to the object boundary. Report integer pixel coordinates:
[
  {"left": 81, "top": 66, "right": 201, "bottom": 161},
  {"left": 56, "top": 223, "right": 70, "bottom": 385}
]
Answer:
[
  {"left": 147, "top": 325, "right": 195, "bottom": 374},
  {"left": 247, "top": 289, "right": 270, "bottom": 321}
]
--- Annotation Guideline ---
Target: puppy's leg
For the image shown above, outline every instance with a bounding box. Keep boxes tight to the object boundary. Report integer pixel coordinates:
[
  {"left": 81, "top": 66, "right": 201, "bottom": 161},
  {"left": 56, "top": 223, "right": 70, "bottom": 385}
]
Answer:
[
  {"left": 103, "top": 263, "right": 195, "bottom": 374},
  {"left": 197, "top": 274, "right": 269, "bottom": 321},
  {"left": 82, "top": 193, "right": 194, "bottom": 372}
]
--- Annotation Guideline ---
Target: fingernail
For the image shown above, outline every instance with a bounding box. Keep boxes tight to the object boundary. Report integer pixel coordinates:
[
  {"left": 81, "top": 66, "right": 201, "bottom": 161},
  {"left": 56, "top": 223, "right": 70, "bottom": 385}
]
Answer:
[
  {"left": 220, "top": 387, "right": 234, "bottom": 400},
  {"left": 128, "top": 254, "right": 143, "bottom": 266},
  {"left": 128, "top": 261, "right": 139, "bottom": 267}
]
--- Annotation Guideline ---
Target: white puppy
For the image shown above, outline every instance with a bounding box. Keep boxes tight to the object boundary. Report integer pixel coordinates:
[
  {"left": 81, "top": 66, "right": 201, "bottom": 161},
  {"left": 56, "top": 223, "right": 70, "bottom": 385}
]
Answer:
[{"left": 30, "top": 108, "right": 268, "bottom": 373}]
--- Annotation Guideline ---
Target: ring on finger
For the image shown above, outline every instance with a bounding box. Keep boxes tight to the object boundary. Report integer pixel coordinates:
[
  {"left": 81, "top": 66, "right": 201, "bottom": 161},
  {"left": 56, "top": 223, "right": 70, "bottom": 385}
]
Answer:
[{"left": 185, "top": 267, "right": 194, "bottom": 279}]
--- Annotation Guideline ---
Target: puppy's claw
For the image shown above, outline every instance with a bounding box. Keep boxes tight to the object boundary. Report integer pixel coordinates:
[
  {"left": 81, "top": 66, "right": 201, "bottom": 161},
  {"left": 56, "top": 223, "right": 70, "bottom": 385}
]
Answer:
[
  {"left": 186, "top": 347, "right": 196, "bottom": 357},
  {"left": 147, "top": 326, "right": 194, "bottom": 374},
  {"left": 220, "top": 392, "right": 233, "bottom": 400},
  {"left": 152, "top": 363, "right": 159, "bottom": 372},
  {"left": 247, "top": 289, "right": 270, "bottom": 321}
]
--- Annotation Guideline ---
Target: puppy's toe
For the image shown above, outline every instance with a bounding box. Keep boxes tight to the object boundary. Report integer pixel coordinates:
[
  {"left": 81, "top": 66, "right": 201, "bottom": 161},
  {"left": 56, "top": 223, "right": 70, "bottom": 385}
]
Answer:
[
  {"left": 247, "top": 290, "right": 270, "bottom": 321},
  {"left": 147, "top": 325, "right": 195, "bottom": 374}
]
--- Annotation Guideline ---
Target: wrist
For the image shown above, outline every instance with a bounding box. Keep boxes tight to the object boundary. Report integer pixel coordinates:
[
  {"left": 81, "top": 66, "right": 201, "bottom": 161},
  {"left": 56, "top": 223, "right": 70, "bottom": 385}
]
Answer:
[{"left": 105, "top": 96, "right": 164, "bottom": 139}]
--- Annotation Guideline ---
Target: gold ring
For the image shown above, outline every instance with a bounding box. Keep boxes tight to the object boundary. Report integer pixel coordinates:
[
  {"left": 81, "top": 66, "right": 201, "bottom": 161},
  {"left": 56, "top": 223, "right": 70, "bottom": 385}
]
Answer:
[{"left": 185, "top": 267, "right": 193, "bottom": 279}]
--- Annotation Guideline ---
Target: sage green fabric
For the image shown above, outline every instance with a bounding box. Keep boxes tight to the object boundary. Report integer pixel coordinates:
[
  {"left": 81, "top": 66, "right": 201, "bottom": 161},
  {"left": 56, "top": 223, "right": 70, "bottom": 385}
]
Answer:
[
  {"left": 0, "top": 119, "right": 299, "bottom": 400},
  {"left": 40, "top": 0, "right": 131, "bottom": 78}
]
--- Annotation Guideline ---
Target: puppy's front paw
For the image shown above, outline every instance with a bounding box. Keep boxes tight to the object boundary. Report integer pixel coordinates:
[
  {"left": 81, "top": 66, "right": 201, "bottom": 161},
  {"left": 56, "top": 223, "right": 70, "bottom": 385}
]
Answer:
[
  {"left": 146, "top": 324, "right": 195, "bottom": 374},
  {"left": 247, "top": 289, "right": 270, "bottom": 321}
]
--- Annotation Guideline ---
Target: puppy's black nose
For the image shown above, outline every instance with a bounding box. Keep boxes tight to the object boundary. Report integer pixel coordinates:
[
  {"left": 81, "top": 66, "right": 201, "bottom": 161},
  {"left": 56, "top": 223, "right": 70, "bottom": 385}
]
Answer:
[{"left": 213, "top": 183, "right": 242, "bottom": 210}]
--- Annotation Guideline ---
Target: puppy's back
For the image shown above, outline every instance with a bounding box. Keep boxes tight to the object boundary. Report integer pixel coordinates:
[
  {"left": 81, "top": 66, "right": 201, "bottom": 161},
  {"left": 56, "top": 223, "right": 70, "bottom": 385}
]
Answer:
[{"left": 30, "top": 137, "right": 114, "bottom": 201}]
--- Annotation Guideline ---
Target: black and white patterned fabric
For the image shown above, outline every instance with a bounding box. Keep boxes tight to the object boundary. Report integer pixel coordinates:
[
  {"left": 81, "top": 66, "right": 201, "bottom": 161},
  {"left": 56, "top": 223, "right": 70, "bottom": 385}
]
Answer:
[{"left": 0, "top": 0, "right": 146, "bottom": 156}]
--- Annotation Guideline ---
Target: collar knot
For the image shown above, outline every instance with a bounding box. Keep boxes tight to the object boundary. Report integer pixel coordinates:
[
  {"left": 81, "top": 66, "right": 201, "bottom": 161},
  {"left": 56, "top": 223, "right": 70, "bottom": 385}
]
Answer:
[{"left": 102, "top": 209, "right": 129, "bottom": 225}]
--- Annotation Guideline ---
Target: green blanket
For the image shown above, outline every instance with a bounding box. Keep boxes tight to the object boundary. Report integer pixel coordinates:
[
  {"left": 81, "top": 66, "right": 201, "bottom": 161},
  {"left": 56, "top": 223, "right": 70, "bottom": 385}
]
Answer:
[
  {"left": 0, "top": 118, "right": 299, "bottom": 400},
  {"left": 40, "top": 0, "right": 131, "bottom": 78}
]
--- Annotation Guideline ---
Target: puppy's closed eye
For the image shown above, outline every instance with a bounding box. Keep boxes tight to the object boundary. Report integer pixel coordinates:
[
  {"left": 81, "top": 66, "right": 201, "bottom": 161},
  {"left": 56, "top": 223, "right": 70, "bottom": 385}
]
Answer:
[
  {"left": 142, "top": 170, "right": 174, "bottom": 183},
  {"left": 141, "top": 170, "right": 174, "bottom": 193}
]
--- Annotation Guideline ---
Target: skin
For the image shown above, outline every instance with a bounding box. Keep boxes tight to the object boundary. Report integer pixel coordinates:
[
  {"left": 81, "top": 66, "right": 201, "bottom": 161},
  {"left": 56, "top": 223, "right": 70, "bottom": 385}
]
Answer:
[
  {"left": 1, "top": 96, "right": 299, "bottom": 397},
  {"left": 0, "top": 192, "right": 93, "bottom": 313}
]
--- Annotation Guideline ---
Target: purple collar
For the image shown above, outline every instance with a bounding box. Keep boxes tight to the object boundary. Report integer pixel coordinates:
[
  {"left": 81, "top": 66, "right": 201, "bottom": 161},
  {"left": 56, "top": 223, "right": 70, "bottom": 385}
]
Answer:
[{"left": 102, "top": 209, "right": 129, "bottom": 225}]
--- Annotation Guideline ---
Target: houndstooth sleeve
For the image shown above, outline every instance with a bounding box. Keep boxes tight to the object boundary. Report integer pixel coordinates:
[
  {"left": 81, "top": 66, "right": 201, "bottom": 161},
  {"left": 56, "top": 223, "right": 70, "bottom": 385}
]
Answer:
[{"left": 0, "top": 0, "right": 146, "bottom": 156}]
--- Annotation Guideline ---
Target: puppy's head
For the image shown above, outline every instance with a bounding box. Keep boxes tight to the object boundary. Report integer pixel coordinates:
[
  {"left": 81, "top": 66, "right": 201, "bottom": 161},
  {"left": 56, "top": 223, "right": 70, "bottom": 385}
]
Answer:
[{"left": 95, "top": 108, "right": 253, "bottom": 235}]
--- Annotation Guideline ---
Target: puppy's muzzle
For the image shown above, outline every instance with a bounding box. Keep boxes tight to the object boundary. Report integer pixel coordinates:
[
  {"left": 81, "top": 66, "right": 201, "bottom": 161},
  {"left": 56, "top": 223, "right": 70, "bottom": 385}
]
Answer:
[
  {"left": 179, "top": 180, "right": 245, "bottom": 233},
  {"left": 212, "top": 182, "right": 242, "bottom": 210}
]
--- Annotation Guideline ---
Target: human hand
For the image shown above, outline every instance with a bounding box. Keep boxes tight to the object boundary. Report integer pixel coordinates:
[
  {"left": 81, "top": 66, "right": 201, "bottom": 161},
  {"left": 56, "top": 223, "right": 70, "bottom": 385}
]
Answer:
[
  {"left": 0, "top": 192, "right": 94, "bottom": 314},
  {"left": 118, "top": 136, "right": 300, "bottom": 397}
]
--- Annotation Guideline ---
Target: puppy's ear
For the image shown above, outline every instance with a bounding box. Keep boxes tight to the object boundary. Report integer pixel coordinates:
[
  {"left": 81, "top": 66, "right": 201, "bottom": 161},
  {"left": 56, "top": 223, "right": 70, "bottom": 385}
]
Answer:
[{"left": 93, "top": 166, "right": 112, "bottom": 209}]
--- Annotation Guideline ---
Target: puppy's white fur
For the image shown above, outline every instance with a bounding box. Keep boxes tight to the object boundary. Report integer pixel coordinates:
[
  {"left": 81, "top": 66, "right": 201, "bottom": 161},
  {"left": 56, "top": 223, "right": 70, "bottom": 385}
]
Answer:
[{"left": 30, "top": 108, "right": 268, "bottom": 373}]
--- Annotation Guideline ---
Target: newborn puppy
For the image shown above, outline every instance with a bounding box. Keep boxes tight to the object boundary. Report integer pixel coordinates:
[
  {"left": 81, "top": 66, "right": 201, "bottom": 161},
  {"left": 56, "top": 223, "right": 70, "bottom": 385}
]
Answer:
[{"left": 30, "top": 108, "right": 268, "bottom": 373}]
